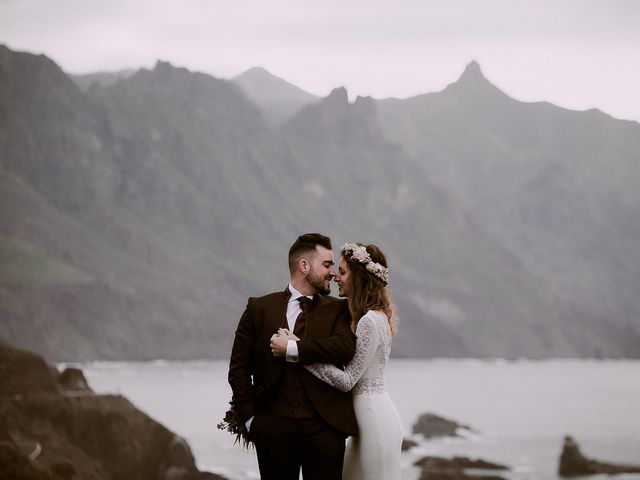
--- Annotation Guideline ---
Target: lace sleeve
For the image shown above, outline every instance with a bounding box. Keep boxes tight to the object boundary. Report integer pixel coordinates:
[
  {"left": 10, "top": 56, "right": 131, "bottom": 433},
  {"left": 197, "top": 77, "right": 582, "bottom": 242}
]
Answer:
[{"left": 305, "top": 314, "right": 379, "bottom": 392}]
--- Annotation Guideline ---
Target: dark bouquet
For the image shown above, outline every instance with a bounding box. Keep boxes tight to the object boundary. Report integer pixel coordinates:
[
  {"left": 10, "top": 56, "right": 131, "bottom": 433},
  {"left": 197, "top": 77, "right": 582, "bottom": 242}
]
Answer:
[{"left": 217, "top": 402, "right": 252, "bottom": 449}]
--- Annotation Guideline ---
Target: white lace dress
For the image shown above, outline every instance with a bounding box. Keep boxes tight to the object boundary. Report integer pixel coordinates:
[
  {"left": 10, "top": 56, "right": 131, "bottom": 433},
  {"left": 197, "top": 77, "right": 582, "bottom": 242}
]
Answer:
[{"left": 305, "top": 310, "right": 403, "bottom": 480}]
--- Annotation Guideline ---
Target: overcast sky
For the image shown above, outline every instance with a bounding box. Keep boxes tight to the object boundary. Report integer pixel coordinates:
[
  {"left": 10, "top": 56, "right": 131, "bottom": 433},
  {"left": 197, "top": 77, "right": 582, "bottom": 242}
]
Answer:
[{"left": 1, "top": 0, "right": 639, "bottom": 121}]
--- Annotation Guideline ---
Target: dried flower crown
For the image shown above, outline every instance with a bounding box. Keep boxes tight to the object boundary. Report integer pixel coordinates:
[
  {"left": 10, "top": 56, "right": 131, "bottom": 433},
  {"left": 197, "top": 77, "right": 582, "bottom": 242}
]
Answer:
[{"left": 341, "top": 243, "right": 389, "bottom": 284}]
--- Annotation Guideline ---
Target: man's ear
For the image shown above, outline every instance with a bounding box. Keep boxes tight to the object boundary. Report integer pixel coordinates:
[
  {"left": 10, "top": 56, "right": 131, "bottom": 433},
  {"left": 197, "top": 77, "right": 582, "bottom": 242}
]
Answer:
[{"left": 299, "top": 258, "right": 309, "bottom": 274}]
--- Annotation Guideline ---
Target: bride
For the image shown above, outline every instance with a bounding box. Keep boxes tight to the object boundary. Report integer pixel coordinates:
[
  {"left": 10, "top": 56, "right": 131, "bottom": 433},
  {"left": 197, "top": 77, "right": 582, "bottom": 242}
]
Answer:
[{"left": 279, "top": 242, "right": 403, "bottom": 480}]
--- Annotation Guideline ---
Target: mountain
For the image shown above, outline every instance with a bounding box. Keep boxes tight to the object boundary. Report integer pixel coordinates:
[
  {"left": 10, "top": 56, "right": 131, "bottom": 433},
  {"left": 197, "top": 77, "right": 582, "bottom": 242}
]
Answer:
[
  {"left": 376, "top": 61, "right": 640, "bottom": 336},
  {"left": 0, "top": 46, "right": 291, "bottom": 360},
  {"left": 279, "top": 88, "right": 636, "bottom": 358},
  {"left": 1, "top": 44, "right": 639, "bottom": 361},
  {"left": 232, "top": 66, "right": 319, "bottom": 125}
]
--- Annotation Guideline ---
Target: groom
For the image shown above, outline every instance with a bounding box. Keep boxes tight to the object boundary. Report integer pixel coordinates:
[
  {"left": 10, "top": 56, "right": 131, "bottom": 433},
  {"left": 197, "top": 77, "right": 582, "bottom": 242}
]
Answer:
[{"left": 228, "top": 233, "right": 358, "bottom": 480}]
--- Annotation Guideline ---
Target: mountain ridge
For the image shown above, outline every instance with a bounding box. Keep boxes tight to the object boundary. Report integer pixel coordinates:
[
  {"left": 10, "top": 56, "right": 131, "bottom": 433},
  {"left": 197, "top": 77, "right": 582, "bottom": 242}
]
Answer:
[{"left": 1, "top": 44, "right": 639, "bottom": 361}]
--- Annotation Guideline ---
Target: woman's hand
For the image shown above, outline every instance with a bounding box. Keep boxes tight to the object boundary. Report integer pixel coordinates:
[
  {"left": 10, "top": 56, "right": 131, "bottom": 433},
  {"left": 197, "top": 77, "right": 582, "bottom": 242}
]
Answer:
[
  {"left": 270, "top": 328, "right": 301, "bottom": 357},
  {"left": 277, "top": 328, "right": 300, "bottom": 341}
]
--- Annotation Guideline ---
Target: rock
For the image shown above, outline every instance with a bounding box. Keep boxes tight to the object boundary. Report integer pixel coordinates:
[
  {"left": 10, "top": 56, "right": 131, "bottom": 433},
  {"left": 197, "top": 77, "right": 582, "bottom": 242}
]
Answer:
[
  {"left": 402, "top": 438, "right": 419, "bottom": 451},
  {"left": 12, "top": 439, "right": 42, "bottom": 461},
  {"left": 50, "top": 462, "right": 76, "bottom": 480},
  {"left": 158, "top": 435, "right": 199, "bottom": 479},
  {"left": 0, "top": 342, "right": 59, "bottom": 395},
  {"left": 57, "top": 367, "right": 92, "bottom": 393},
  {"left": 0, "top": 442, "right": 55, "bottom": 480},
  {"left": 559, "top": 435, "right": 640, "bottom": 477},
  {"left": 414, "top": 455, "right": 509, "bottom": 480},
  {"left": 0, "top": 342, "right": 228, "bottom": 480},
  {"left": 412, "top": 413, "right": 474, "bottom": 439}
]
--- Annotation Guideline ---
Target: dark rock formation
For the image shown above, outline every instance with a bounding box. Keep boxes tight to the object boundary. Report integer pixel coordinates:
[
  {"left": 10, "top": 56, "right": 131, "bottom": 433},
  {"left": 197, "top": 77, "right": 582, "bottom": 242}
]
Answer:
[
  {"left": 0, "top": 442, "right": 56, "bottom": 480},
  {"left": 0, "top": 342, "right": 59, "bottom": 395},
  {"left": 559, "top": 435, "right": 640, "bottom": 477},
  {"left": 0, "top": 342, "right": 227, "bottom": 480},
  {"left": 57, "top": 367, "right": 91, "bottom": 393},
  {"left": 402, "top": 438, "right": 419, "bottom": 451},
  {"left": 412, "top": 413, "right": 474, "bottom": 439},
  {"left": 414, "top": 456, "right": 509, "bottom": 480}
]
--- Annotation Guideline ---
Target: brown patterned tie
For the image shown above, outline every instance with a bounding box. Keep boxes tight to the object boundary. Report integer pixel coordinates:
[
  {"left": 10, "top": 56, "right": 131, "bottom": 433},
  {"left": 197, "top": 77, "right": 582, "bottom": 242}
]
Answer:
[{"left": 294, "top": 297, "right": 312, "bottom": 337}]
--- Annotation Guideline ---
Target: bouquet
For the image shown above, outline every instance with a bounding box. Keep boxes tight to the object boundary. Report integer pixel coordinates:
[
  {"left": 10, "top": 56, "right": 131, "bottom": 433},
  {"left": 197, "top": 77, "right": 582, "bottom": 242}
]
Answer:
[{"left": 217, "top": 402, "right": 252, "bottom": 449}]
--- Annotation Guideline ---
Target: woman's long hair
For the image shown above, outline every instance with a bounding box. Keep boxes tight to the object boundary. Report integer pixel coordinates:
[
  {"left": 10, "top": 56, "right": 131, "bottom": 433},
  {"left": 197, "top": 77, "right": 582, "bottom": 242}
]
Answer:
[{"left": 343, "top": 243, "right": 397, "bottom": 336}]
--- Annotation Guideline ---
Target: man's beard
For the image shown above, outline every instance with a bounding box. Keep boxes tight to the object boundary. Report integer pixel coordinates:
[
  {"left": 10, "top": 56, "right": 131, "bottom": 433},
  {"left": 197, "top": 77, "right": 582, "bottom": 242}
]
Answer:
[{"left": 308, "top": 270, "right": 331, "bottom": 295}]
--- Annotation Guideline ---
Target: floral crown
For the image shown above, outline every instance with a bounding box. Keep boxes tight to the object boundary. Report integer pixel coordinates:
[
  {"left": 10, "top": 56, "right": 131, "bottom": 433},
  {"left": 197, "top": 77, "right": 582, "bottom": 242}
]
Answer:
[{"left": 340, "top": 243, "right": 389, "bottom": 285}]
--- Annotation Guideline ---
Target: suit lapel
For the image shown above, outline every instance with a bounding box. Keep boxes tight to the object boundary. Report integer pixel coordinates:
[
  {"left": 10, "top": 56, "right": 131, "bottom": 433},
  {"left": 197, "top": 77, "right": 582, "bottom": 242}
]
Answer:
[{"left": 266, "top": 288, "right": 290, "bottom": 335}]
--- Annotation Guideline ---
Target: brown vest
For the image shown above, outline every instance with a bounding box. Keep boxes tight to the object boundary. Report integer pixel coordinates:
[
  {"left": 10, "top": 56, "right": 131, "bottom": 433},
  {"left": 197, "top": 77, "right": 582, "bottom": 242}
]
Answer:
[
  {"left": 263, "top": 297, "right": 316, "bottom": 418},
  {"left": 263, "top": 364, "right": 316, "bottom": 417}
]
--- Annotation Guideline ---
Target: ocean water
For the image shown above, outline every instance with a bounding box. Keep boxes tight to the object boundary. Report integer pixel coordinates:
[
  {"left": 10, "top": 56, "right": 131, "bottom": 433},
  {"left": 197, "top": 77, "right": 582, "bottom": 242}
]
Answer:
[{"left": 78, "top": 359, "right": 640, "bottom": 480}]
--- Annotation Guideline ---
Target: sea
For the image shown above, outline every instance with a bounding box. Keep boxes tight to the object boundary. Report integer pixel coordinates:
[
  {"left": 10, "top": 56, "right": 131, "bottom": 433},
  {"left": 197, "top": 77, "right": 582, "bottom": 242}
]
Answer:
[{"left": 74, "top": 359, "right": 640, "bottom": 480}]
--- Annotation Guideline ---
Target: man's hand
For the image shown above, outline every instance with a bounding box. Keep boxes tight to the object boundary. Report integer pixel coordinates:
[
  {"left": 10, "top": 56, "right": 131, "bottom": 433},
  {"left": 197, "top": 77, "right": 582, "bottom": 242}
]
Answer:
[
  {"left": 270, "top": 332, "right": 288, "bottom": 357},
  {"left": 270, "top": 329, "right": 300, "bottom": 357}
]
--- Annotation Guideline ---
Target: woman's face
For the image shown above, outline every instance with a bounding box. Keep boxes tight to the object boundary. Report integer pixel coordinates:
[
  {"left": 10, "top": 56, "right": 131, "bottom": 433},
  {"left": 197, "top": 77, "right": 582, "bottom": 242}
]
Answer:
[{"left": 334, "top": 257, "right": 351, "bottom": 297}]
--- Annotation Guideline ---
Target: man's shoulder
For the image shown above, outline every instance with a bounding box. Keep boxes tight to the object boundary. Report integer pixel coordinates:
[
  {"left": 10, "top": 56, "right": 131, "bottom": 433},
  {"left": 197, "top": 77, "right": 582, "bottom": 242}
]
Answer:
[{"left": 250, "top": 290, "right": 286, "bottom": 305}]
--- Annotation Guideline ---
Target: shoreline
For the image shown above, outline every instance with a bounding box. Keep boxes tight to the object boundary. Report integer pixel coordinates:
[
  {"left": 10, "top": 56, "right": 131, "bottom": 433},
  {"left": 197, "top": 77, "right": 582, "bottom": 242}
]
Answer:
[{"left": 79, "top": 358, "right": 640, "bottom": 480}]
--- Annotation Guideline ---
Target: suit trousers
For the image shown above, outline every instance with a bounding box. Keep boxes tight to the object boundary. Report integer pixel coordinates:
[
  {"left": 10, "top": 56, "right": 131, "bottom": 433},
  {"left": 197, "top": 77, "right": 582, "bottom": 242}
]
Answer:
[{"left": 250, "top": 412, "right": 347, "bottom": 480}]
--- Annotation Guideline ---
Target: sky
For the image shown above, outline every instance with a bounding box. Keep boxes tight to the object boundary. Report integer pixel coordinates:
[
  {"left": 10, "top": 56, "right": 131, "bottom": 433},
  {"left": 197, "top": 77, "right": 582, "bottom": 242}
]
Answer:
[{"left": 1, "top": 0, "right": 639, "bottom": 122}]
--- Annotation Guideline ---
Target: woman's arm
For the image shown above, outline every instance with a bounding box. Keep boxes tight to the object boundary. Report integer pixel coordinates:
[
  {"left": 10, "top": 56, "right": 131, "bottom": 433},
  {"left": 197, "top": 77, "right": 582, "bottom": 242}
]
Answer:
[{"left": 304, "top": 314, "right": 379, "bottom": 392}]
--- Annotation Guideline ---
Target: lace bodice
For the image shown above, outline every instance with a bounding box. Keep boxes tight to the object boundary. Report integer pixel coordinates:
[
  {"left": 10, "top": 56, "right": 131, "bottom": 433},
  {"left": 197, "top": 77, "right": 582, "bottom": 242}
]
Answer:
[{"left": 305, "top": 310, "right": 391, "bottom": 396}]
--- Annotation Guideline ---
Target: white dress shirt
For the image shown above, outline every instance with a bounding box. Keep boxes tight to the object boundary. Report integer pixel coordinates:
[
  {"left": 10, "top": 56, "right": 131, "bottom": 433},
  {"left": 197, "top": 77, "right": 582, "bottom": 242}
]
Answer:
[{"left": 285, "top": 283, "right": 313, "bottom": 362}]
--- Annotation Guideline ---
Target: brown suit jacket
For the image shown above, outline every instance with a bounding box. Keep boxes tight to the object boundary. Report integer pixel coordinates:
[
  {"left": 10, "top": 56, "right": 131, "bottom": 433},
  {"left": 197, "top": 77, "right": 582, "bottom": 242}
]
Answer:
[{"left": 228, "top": 289, "right": 358, "bottom": 436}]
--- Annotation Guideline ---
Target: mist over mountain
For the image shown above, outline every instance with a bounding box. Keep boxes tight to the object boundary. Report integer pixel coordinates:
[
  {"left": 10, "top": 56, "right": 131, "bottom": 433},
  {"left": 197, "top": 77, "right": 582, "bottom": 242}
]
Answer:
[
  {"left": 1, "top": 44, "right": 639, "bottom": 361},
  {"left": 232, "top": 66, "right": 319, "bottom": 126},
  {"left": 70, "top": 69, "right": 136, "bottom": 91}
]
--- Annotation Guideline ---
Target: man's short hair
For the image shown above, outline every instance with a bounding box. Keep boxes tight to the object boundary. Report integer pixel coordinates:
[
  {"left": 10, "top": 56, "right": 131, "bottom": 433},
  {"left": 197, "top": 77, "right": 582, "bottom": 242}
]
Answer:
[{"left": 288, "top": 233, "right": 332, "bottom": 274}]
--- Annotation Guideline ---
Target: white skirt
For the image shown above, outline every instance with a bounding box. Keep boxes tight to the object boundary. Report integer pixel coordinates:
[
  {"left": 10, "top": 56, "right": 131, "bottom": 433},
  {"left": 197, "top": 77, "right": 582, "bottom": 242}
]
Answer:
[{"left": 343, "top": 390, "right": 403, "bottom": 480}]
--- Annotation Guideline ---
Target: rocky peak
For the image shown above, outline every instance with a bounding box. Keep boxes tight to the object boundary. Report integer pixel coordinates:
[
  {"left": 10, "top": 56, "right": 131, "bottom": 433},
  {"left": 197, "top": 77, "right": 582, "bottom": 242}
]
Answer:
[
  {"left": 233, "top": 66, "right": 282, "bottom": 88},
  {"left": 444, "top": 60, "right": 504, "bottom": 98},
  {"left": 148, "top": 60, "right": 193, "bottom": 83},
  {"left": 106, "top": 57, "right": 263, "bottom": 127},
  {"left": 237, "top": 65, "right": 271, "bottom": 79},
  {"left": 353, "top": 94, "right": 374, "bottom": 108},
  {"left": 321, "top": 86, "right": 350, "bottom": 115},
  {"left": 286, "top": 87, "right": 385, "bottom": 146},
  {"left": 286, "top": 86, "right": 349, "bottom": 129},
  {"left": 458, "top": 60, "right": 486, "bottom": 83},
  {"left": 327, "top": 86, "right": 349, "bottom": 101},
  {"left": 153, "top": 59, "right": 178, "bottom": 73},
  {"left": 0, "top": 44, "right": 77, "bottom": 97}
]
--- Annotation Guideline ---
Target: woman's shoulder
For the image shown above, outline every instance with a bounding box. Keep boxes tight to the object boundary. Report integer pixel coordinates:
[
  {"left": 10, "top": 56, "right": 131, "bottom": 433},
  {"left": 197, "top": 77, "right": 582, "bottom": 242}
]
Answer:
[
  {"left": 357, "top": 310, "right": 387, "bottom": 330},
  {"left": 360, "top": 310, "right": 392, "bottom": 338},
  {"left": 363, "top": 309, "right": 387, "bottom": 322}
]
